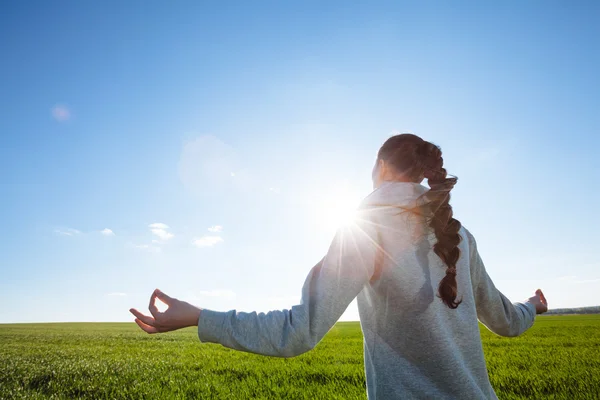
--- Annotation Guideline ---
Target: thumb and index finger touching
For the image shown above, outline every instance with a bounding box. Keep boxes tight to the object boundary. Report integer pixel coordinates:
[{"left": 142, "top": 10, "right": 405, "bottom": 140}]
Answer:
[
  {"left": 533, "top": 288, "right": 548, "bottom": 314},
  {"left": 148, "top": 288, "right": 174, "bottom": 317},
  {"left": 130, "top": 288, "right": 174, "bottom": 320},
  {"left": 535, "top": 288, "right": 548, "bottom": 305},
  {"left": 154, "top": 288, "right": 174, "bottom": 305}
]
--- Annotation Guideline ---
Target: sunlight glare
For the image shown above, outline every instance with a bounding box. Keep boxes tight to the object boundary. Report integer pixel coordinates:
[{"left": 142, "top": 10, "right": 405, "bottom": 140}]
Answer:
[{"left": 313, "top": 184, "right": 363, "bottom": 233}]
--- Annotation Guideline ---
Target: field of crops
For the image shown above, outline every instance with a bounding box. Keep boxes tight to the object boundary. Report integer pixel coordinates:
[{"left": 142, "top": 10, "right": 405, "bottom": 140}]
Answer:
[{"left": 1, "top": 315, "right": 599, "bottom": 399}]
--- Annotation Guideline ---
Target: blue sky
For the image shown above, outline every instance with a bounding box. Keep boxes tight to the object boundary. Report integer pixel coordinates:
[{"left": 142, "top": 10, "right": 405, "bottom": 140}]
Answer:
[{"left": 1, "top": 1, "right": 598, "bottom": 323}]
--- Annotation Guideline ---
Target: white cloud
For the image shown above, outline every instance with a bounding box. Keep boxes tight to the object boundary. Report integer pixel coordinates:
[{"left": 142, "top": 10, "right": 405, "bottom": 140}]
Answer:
[
  {"left": 192, "top": 236, "right": 223, "bottom": 248},
  {"left": 207, "top": 225, "right": 223, "bottom": 233},
  {"left": 51, "top": 104, "right": 71, "bottom": 122},
  {"left": 151, "top": 228, "right": 174, "bottom": 240},
  {"left": 106, "top": 292, "right": 127, "bottom": 297},
  {"left": 269, "top": 187, "right": 281, "bottom": 194},
  {"left": 54, "top": 228, "right": 81, "bottom": 236},
  {"left": 149, "top": 223, "right": 174, "bottom": 241},
  {"left": 149, "top": 223, "right": 169, "bottom": 230},
  {"left": 198, "top": 289, "right": 236, "bottom": 299},
  {"left": 101, "top": 228, "right": 115, "bottom": 236}
]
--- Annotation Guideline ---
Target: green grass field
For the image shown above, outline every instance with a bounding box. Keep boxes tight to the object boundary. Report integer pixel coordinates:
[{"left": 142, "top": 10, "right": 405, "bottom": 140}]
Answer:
[{"left": 1, "top": 315, "right": 599, "bottom": 399}]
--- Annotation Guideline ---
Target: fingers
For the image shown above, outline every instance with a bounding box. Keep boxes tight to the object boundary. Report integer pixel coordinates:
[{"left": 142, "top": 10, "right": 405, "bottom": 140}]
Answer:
[
  {"left": 536, "top": 289, "right": 548, "bottom": 305},
  {"left": 532, "top": 289, "right": 548, "bottom": 314},
  {"left": 129, "top": 308, "right": 156, "bottom": 327},
  {"left": 135, "top": 318, "right": 159, "bottom": 334},
  {"left": 130, "top": 290, "right": 179, "bottom": 334},
  {"left": 154, "top": 288, "right": 174, "bottom": 306},
  {"left": 540, "top": 291, "right": 547, "bottom": 306},
  {"left": 148, "top": 292, "right": 159, "bottom": 317}
]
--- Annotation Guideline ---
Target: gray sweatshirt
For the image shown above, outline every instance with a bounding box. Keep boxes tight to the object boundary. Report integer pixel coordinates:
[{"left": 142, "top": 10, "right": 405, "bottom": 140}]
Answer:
[{"left": 197, "top": 181, "right": 536, "bottom": 399}]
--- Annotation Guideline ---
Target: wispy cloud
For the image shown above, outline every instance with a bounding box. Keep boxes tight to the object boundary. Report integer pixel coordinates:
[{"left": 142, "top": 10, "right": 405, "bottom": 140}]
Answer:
[
  {"left": 151, "top": 229, "right": 174, "bottom": 240},
  {"left": 129, "top": 223, "right": 173, "bottom": 252},
  {"left": 192, "top": 236, "right": 223, "bottom": 248},
  {"left": 149, "top": 223, "right": 174, "bottom": 241},
  {"left": 198, "top": 289, "right": 236, "bottom": 299},
  {"left": 51, "top": 104, "right": 71, "bottom": 122},
  {"left": 101, "top": 228, "right": 115, "bottom": 236},
  {"left": 54, "top": 228, "right": 81, "bottom": 236},
  {"left": 106, "top": 292, "right": 127, "bottom": 297},
  {"left": 149, "top": 223, "right": 169, "bottom": 230},
  {"left": 269, "top": 187, "right": 281, "bottom": 194},
  {"left": 207, "top": 225, "right": 223, "bottom": 233}
]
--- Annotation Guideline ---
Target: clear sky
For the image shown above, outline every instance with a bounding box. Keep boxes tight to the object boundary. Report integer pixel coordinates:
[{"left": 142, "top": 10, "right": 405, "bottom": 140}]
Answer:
[{"left": 1, "top": 1, "right": 599, "bottom": 323}]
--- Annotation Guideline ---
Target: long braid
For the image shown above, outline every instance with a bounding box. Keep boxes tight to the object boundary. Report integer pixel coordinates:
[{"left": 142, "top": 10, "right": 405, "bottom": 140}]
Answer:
[
  {"left": 420, "top": 142, "right": 462, "bottom": 308},
  {"left": 377, "top": 134, "right": 462, "bottom": 308}
]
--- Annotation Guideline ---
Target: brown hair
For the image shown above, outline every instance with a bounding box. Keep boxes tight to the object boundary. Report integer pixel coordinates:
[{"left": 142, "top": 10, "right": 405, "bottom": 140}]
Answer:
[{"left": 377, "top": 134, "right": 462, "bottom": 308}]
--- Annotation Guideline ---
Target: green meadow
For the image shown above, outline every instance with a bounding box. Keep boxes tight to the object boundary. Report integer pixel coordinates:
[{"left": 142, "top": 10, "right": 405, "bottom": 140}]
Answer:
[{"left": 1, "top": 315, "right": 599, "bottom": 399}]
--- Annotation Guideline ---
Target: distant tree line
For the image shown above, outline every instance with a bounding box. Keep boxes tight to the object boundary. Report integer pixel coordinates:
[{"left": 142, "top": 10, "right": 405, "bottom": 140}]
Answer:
[{"left": 545, "top": 306, "right": 600, "bottom": 315}]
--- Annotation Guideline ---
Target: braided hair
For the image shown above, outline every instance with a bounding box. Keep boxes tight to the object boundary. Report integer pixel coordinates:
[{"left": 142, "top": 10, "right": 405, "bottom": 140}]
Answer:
[{"left": 377, "top": 134, "right": 462, "bottom": 308}]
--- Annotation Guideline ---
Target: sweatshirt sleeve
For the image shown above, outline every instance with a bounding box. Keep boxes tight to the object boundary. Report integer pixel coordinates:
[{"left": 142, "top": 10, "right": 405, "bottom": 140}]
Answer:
[
  {"left": 466, "top": 230, "right": 536, "bottom": 337},
  {"left": 197, "top": 209, "right": 379, "bottom": 357}
]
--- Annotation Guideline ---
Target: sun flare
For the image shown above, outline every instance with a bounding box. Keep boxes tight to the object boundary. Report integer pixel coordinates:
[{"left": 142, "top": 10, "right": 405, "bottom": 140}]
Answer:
[{"left": 313, "top": 185, "right": 363, "bottom": 233}]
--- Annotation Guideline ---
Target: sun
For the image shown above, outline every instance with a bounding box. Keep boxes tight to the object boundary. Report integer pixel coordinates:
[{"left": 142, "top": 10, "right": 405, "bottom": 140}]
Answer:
[
  {"left": 318, "top": 198, "right": 357, "bottom": 229},
  {"left": 313, "top": 184, "right": 363, "bottom": 233}
]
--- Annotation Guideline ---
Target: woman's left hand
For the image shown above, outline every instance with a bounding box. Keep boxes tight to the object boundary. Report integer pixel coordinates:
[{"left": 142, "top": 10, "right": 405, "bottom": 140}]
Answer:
[{"left": 130, "top": 289, "right": 202, "bottom": 334}]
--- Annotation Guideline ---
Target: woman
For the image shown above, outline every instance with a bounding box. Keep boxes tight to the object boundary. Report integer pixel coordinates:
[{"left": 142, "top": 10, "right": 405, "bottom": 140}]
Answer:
[{"left": 130, "top": 133, "right": 548, "bottom": 399}]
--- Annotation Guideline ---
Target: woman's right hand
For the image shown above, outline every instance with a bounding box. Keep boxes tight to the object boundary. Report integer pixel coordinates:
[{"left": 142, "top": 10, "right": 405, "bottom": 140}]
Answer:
[
  {"left": 528, "top": 289, "right": 548, "bottom": 314},
  {"left": 129, "top": 289, "right": 202, "bottom": 334}
]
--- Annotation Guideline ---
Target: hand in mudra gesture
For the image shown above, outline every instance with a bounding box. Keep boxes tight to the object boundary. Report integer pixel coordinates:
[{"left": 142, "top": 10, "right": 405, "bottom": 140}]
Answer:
[
  {"left": 130, "top": 289, "right": 202, "bottom": 334},
  {"left": 528, "top": 289, "right": 548, "bottom": 314}
]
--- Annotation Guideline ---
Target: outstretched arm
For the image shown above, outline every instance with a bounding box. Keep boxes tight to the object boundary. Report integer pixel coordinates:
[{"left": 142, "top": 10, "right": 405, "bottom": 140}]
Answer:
[
  {"left": 466, "top": 230, "right": 547, "bottom": 337},
  {"left": 130, "top": 210, "right": 380, "bottom": 357},
  {"left": 196, "top": 214, "right": 379, "bottom": 357}
]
